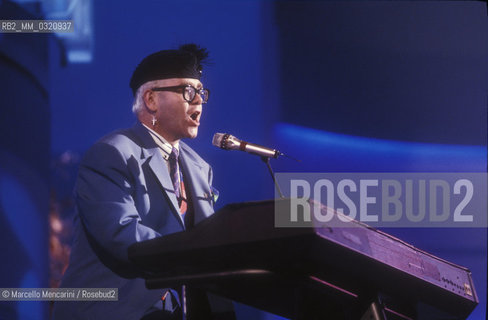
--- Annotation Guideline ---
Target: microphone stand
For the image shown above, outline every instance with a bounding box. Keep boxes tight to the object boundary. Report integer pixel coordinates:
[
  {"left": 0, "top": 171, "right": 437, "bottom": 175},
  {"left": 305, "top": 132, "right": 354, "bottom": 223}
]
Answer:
[{"left": 260, "top": 156, "right": 285, "bottom": 199}]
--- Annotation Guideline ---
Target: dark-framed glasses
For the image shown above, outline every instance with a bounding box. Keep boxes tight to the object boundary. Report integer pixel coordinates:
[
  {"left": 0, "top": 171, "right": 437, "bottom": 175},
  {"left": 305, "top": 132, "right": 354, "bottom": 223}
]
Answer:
[{"left": 152, "top": 85, "right": 210, "bottom": 104}]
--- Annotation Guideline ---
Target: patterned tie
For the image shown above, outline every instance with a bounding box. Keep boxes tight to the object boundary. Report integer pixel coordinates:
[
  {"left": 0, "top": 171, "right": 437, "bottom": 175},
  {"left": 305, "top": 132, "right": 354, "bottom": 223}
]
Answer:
[{"left": 169, "top": 147, "right": 187, "bottom": 217}]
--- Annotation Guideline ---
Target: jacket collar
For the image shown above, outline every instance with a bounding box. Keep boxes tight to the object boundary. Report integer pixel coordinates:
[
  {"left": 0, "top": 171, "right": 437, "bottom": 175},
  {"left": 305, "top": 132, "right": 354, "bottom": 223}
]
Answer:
[
  {"left": 131, "top": 122, "right": 204, "bottom": 228},
  {"left": 131, "top": 122, "right": 184, "bottom": 227}
]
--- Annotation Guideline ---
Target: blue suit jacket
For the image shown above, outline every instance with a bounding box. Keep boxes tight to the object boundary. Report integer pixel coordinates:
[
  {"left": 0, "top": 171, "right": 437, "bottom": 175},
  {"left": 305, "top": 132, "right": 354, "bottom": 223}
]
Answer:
[{"left": 52, "top": 122, "right": 216, "bottom": 320}]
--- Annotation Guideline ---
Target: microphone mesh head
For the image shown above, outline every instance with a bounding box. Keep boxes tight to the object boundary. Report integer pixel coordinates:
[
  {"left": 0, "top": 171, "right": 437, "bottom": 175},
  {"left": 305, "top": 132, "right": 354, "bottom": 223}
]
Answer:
[{"left": 212, "top": 133, "right": 225, "bottom": 148}]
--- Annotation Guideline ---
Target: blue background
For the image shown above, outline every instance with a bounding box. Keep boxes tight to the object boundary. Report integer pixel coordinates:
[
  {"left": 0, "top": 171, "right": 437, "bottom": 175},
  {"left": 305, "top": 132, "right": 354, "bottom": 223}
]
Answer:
[{"left": 0, "top": 1, "right": 486, "bottom": 319}]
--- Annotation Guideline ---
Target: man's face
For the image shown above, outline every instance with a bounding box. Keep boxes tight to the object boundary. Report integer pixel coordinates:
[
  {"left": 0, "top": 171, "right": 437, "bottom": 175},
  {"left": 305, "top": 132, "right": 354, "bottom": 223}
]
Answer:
[{"left": 150, "top": 78, "right": 204, "bottom": 143}]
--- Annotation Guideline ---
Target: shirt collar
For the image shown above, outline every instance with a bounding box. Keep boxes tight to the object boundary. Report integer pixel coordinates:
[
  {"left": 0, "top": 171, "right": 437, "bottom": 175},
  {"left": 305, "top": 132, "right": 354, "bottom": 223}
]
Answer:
[{"left": 142, "top": 123, "right": 179, "bottom": 160}]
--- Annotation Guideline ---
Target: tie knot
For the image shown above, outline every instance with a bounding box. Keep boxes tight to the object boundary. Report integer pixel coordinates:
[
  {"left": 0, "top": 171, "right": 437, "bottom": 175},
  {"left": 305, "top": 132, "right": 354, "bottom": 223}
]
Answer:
[{"left": 170, "top": 147, "right": 179, "bottom": 161}]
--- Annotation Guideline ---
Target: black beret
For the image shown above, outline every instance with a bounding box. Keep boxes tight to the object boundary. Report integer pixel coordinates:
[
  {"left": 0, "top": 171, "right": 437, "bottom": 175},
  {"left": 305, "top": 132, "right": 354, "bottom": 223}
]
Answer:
[{"left": 129, "top": 43, "right": 209, "bottom": 95}]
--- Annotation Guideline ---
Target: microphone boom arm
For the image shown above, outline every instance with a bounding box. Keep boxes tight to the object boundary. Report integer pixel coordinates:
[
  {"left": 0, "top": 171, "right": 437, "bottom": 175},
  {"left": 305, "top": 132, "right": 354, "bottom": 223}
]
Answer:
[{"left": 261, "top": 156, "right": 285, "bottom": 199}]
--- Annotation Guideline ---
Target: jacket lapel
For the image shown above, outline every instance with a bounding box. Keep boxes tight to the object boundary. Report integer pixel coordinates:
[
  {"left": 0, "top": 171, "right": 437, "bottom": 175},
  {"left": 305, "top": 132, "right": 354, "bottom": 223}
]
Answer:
[
  {"left": 131, "top": 122, "right": 185, "bottom": 228},
  {"left": 179, "top": 143, "right": 212, "bottom": 225}
]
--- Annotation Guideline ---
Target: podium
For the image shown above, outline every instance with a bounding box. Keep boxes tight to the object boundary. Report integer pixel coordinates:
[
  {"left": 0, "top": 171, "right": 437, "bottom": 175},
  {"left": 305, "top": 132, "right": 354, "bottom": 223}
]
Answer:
[{"left": 128, "top": 200, "right": 478, "bottom": 319}]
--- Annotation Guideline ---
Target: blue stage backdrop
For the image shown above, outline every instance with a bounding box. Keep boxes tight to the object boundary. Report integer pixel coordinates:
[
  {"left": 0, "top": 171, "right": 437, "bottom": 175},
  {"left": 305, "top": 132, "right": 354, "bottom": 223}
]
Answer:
[
  {"left": 0, "top": 2, "right": 51, "bottom": 319},
  {"left": 0, "top": 1, "right": 486, "bottom": 319}
]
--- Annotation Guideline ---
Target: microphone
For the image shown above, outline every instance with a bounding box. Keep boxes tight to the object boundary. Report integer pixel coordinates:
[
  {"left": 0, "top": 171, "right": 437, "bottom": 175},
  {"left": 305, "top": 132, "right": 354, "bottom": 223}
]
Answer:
[{"left": 212, "top": 133, "right": 282, "bottom": 158}]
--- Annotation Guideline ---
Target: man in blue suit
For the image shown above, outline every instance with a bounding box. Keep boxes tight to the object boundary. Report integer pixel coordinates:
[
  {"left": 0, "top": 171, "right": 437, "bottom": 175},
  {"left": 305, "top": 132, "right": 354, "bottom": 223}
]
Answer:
[{"left": 52, "top": 44, "right": 222, "bottom": 319}]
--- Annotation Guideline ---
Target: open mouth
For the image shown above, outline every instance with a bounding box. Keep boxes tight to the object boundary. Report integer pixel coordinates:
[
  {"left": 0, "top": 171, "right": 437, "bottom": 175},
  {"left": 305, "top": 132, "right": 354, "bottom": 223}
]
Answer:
[{"left": 190, "top": 111, "right": 200, "bottom": 122}]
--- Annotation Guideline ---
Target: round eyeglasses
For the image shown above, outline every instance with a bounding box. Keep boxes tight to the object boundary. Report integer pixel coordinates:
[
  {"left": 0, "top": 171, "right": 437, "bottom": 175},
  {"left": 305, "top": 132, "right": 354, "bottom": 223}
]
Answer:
[{"left": 151, "top": 85, "right": 210, "bottom": 104}]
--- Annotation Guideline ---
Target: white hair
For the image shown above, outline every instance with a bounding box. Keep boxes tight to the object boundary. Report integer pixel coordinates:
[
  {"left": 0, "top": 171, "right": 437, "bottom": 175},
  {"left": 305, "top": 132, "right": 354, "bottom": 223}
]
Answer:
[{"left": 131, "top": 80, "right": 159, "bottom": 114}]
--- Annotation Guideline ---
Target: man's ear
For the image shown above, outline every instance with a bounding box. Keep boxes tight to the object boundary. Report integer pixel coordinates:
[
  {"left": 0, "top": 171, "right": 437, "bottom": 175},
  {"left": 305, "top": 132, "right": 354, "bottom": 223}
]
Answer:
[{"left": 143, "top": 89, "right": 158, "bottom": 113}]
